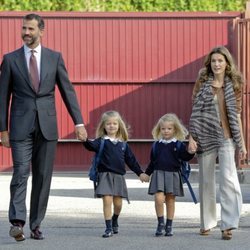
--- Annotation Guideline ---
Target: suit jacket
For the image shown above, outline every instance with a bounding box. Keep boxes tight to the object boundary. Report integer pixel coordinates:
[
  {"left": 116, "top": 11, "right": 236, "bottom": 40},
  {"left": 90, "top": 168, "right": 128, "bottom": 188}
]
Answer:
[{"left": 0, "top": 46, "right": 83, "bottom": 140}]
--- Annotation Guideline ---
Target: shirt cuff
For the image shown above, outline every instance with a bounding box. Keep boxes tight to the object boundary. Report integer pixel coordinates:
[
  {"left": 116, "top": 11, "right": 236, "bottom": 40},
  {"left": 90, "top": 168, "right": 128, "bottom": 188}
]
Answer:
[{"left": 75, "top": 124, "right": 84, "bottom": 127}]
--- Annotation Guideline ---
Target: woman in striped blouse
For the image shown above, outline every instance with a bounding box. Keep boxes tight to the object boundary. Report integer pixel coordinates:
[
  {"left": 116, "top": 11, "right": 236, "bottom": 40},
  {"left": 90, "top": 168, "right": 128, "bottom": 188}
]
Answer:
[{"left": 188, "top": 46, "right": 247, "bottom": 240}]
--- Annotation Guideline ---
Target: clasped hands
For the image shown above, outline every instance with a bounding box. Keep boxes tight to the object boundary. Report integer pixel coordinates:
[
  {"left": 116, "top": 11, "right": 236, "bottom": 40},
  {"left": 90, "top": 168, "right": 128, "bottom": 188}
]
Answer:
[
  {"left": 75, "top": 125, "right": 88, "bottom": 141},
  {"left": 139, "top": 173, "right": 150, "bottom": 183}
]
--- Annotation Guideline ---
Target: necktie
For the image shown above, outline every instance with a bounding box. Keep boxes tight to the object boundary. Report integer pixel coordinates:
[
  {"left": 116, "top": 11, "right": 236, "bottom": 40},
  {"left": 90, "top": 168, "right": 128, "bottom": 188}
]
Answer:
[{"left": 29, "top": 50, "right": 39, "bottom": 92}]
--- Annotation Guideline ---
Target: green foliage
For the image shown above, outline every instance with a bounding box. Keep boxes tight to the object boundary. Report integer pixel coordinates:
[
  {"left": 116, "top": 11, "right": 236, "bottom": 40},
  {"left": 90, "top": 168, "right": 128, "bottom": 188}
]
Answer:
[{"left": 0, "top": 0, "right": 248, "bottom": 11}]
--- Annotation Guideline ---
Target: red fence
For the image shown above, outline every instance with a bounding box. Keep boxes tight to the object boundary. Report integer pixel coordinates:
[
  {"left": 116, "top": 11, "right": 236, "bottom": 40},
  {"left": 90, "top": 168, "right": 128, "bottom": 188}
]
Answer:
[{"left": 1, "top": 11, "right": 249, "bottom": 171}]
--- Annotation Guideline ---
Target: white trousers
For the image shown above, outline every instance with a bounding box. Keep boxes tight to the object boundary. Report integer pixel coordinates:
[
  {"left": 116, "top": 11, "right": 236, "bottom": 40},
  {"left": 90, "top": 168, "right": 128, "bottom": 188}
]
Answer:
[{"left": 197, "top": 139, "right": 242, "bottom": 231}]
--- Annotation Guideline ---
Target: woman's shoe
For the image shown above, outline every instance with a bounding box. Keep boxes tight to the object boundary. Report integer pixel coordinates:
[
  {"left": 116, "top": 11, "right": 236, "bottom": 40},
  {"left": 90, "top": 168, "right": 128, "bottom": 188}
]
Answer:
[
  {"left": 199, "top": 229, "right": 210, "bottom": 236},
  {"left": 221, "top": 230, "right": 232, "bottom": 240}
]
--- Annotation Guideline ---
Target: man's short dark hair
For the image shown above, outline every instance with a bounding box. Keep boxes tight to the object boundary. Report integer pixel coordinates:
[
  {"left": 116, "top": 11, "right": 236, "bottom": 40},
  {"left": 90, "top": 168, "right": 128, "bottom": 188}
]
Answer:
[{"left": 24, "top": 13, "right": 45, "bottom": 30}]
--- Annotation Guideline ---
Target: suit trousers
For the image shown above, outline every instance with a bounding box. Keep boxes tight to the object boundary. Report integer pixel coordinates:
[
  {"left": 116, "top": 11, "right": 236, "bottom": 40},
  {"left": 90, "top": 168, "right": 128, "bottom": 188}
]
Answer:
[
  {"left": 9, "top": 115, "right": 57, "bottom": 230},
  {"left": 197, "top": 139, "right": 242, "bottom": 231}
]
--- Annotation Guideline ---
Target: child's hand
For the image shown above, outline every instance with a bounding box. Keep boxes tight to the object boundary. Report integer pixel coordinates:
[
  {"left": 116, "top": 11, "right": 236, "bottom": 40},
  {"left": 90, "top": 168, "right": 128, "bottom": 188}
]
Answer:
[
  {"left": 144, "top": 174, "right": 150, "bottom": 182},
  {"left": 139, "top": 173, "right": 150, "bottom": 182}
]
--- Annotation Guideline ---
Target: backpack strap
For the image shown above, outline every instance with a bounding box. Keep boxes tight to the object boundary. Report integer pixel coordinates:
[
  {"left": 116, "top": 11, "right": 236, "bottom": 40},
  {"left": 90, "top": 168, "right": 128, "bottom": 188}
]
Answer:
[
  {"left": 152, "top": 141, "right": 157, "bottom": 159},
  {"left": 176, "top": 140, "right": 182, "bottom": 152},
  {"left": 176, "top": 140, "right": 197, "bottom": 204},
  {"left": 182, "top": 174, "right": 197, "bottom": 204},
  {"left": 95, "top": 138, "right": 105, "bottom": 167},
  {"left": 93, "top": 138, "right": 105, "bottom": 190},
  {"left": 122, "top": 141, "right": 127, "bottom": 151}
]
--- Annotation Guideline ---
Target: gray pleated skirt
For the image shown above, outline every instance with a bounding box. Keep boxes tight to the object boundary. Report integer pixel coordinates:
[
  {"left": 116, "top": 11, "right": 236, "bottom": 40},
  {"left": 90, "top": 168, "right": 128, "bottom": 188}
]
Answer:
[
  {"left": 148, "top": 170, "right": 184, "bottom": 196},
  {"left": 95, "top": 172, "right": 128, "bottom": 199}
]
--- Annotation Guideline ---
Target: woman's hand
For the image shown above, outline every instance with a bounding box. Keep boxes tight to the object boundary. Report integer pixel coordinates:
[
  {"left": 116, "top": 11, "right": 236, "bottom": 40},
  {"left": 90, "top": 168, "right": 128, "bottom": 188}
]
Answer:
[
  {"left": 188, "top": 135, "right": 197, "bottom": 154},
  {"left": 239, "top": 146, "right": 247, "bottom": 161}
]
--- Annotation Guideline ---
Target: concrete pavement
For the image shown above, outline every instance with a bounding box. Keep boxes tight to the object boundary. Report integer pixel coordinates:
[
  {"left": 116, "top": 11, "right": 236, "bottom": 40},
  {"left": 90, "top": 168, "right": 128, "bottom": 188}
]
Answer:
[{"left": 0, "top": 172, "right": 250, "bottom": 250}]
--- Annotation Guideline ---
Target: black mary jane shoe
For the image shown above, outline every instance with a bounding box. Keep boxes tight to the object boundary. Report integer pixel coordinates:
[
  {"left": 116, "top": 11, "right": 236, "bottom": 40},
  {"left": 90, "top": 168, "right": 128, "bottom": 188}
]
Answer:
[
  {"left": 112, "top": 226, "right": 119, "bottom": 234},
  {"left": 155, "top": 223, "right": 165, "bottom": 237},
  {"left": 102, "top": 229, "right": 113, "bottom": 238},
  {"left": 112, "top": 219, "right": 119, "bottom": 234},
  {"left": 165, "top": 226, "right": 173, "bottom": 237}
]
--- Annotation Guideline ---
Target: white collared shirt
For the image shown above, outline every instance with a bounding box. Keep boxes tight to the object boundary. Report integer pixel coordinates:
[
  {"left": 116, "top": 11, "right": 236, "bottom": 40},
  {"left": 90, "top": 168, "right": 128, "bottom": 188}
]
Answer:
[
  {"left": 159, "top": 138, "right": 177, "bottom": 144},
  {"left": 103, "top": 135, "right": 122, "bottom": 143},
  {"left": 24, "top": 44, "right": 41, "bottom": 80}
]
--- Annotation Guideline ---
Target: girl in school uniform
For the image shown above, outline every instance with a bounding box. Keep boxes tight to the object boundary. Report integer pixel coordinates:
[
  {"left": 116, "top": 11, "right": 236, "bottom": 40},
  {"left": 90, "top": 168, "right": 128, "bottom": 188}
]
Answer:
[
  {"left": 144, "top": 113, "right": 196, "bottom": 237},
  {"left": 83, "top": 110, "right": 147, "bottom": 238}
]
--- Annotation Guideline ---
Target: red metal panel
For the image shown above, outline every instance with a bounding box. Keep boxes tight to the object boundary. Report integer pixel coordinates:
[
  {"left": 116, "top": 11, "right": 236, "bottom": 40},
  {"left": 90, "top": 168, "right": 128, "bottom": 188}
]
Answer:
[
  {"left": 62, "top": 14, "right": 240, "bottom": 83},
  {"left": 57, "top": 82, "right": 193, "bottom": 139},
  {"left": 0, "top": 12, "right": 241, "bottom": 83},
  {"left": 234, "top": 18, "right": 250, "bottom": 168},
  {"left": 0, "top": 11, "right": 245, "bottom": 171}
]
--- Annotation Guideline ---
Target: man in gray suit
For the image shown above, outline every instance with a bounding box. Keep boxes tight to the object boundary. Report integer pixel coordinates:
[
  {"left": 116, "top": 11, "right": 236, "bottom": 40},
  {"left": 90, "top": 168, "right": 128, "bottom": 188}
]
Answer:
[{"left": 0, "top": 13, "right": 87, "bottom": 241}]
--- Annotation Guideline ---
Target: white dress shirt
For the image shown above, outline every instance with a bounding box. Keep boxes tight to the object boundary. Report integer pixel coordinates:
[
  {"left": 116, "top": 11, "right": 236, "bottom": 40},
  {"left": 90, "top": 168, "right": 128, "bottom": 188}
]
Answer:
[{"left": 24, "top": 44, "right": 41, "bottom": 80}]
